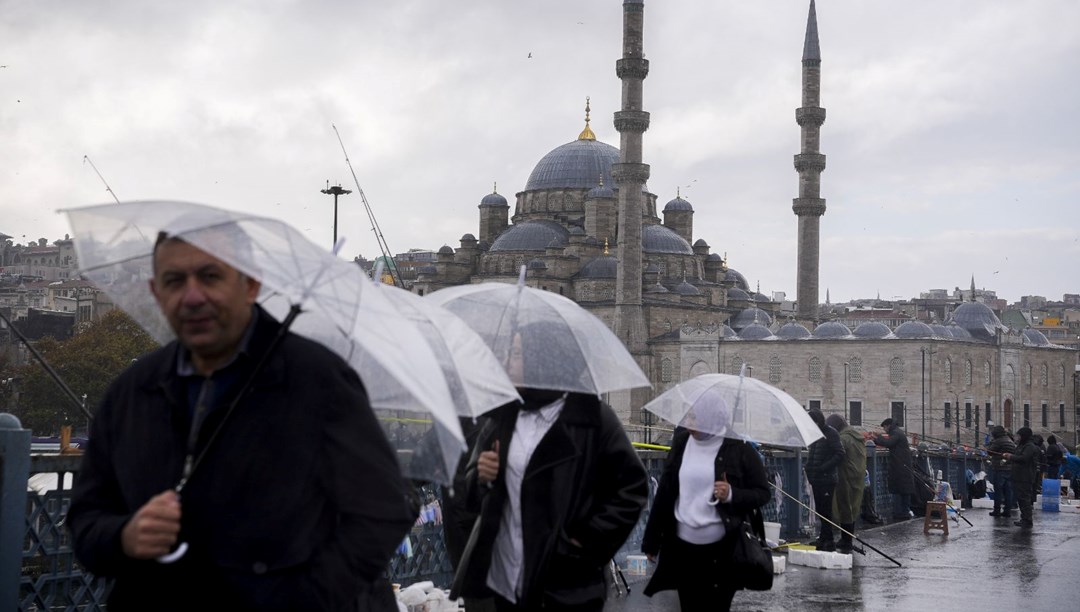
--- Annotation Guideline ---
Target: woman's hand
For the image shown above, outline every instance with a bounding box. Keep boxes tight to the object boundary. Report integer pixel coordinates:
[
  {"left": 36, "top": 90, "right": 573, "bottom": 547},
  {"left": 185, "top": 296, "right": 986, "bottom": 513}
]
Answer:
[
  {"left": 714, "top": 479, "right": 731, "bottom": 501},
  {"left": 478, "top": 440, "right": 500, "bottom": 483}
]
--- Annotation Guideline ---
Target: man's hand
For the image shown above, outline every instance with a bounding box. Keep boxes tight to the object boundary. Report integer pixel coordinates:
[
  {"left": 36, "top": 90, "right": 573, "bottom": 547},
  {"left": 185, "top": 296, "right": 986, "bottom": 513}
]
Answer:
[
  {"left": 121, "top": 490, "right": 181, "bottom": 559},
  {"left": 477, "top": 440, "right": 500, "bottom": 484}
]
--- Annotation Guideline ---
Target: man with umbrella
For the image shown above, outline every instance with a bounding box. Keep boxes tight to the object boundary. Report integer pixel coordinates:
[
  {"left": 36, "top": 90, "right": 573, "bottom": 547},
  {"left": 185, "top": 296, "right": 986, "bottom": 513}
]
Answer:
[{"left": 67, "top": 228, "right": 415, "bottom": 611}]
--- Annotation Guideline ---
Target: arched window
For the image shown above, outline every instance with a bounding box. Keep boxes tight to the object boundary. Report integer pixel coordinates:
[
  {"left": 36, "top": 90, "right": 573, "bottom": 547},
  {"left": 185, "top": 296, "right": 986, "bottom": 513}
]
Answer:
[
  {"left": 769, "top": 355, "right": 782, "bottom": 384},
  {"left": 849, "top": 357, "right": 863, "bottom": 383},
  {"left": 890, "top": 357, "right": 904, "bottom": 385},
  {"left": 808, "top": 356, "right": 822, "bottom": 382},
  {"left": 1041, "top": 363, "right": 1048, "bottom": 387},
  {"left": 944, "top": 358, "right": 952, "bottom": 384},
  {"left": 660, "top": 358, "right": 673, "bottom": 382},
  {"left": 1061, "top": 364, "right": 1067, "bottom": 387},
  {"left": 1025, "top": 363, "right": 1032, "bottom": 386},
  {"left": 984, "top": 360, "right": 992, "bottom": 386},
  {"left": 965, "top": 360, "right": 973, "bottom": 386},
  {"left": 729, "top": 355, "right": 744, "bottom": 376}
]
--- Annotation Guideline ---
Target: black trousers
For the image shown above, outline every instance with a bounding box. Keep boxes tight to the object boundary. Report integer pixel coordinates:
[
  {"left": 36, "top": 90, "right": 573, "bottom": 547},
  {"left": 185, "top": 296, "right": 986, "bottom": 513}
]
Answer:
[
  {"left": 810, "top": 482, "right": 836, "bottom": 541},
  {"left": 492, "top": 592, "right": 603, "bottom": 612},
  {"left": 667, "top": 536, "right": 738, "bottom": 612}
]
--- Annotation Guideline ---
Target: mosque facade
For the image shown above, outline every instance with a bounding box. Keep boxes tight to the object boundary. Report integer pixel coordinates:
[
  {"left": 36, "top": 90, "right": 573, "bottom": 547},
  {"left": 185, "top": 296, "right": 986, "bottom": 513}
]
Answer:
[{"left": 412, "top": 0, "right": 1077, "bottom": 446}]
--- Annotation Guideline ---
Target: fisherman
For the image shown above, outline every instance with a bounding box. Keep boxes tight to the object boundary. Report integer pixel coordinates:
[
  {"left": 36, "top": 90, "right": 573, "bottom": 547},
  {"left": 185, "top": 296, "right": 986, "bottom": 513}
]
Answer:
[
  {"left": 986, "top": 425, "right": 1016, "bottom": 518},
  {"left": 1004, "top": 427, "right": 1039, "bottom": 529},
  {"left": 873, "top": 419, "right": 916, "bottom": 521}
]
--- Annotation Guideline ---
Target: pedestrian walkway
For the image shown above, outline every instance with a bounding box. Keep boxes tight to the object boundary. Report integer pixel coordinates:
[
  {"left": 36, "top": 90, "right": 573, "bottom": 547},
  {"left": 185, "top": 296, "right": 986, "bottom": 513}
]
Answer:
[{"left": 604, "top": 503, "right": 1080, "bottom": 611}]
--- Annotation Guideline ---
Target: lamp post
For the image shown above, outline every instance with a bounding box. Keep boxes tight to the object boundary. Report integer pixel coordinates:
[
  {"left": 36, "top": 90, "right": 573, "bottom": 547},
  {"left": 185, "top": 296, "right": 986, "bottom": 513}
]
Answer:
[
  {"left": 843, "top": 362, "right": 849, "bottom": 422},
  {"left": 320, "top": 182, "right": 351, "bottom": 248}
]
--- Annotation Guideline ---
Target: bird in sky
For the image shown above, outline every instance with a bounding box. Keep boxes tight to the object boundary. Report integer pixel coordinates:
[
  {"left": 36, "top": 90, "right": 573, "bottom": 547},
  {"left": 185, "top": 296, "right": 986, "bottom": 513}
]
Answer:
[{"left": 527, "top": 52, "right": 532, "bottom": 58}]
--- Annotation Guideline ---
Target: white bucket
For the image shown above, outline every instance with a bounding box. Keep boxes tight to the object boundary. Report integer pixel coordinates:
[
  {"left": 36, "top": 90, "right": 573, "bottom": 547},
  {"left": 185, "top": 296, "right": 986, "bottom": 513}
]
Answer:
[{"left": 763, "top": 521, "right": 781, "bottom": 545}]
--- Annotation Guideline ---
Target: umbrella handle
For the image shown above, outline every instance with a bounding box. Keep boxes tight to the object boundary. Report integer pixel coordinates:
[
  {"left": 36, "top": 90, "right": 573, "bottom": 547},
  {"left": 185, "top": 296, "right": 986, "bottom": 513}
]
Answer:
[{"left": 156, "top": 541, "right": 189, "bottom": 564}]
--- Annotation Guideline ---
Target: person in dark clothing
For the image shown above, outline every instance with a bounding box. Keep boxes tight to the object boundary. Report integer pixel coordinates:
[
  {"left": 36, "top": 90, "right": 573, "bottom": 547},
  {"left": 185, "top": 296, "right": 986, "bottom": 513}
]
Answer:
[
  {"left": 450, "top": 391, "right": 648, "bottom": 612},
  {"left": 986, "top": 425, "right": 1016, "bottom": 517},
  {"left": 68, "top": 233, "right": 414, "bottom": 612},
  {"left": 873, "top": 418, "right": 916, "bottom": 520},
  {"left": 1005, "top": 427, "right": 1039, "bottom": 528},
  {"left": 640, "top": 392, "right": 771, "bottom": 612},
  {"left": 441, "top": 417, "right": 495, "bottom": 612},
  {"left": 1045, "top": 435, "right": 1066, "bottom": 480},
  {"left": 1032, "top": 434, "right": 1047, "bottom": 497},
  {"left": 805, "top": 409, "right": 845, "bottom": 550},
  {"left": 826, "top": 413, "right": 865, "bottom": 554}
]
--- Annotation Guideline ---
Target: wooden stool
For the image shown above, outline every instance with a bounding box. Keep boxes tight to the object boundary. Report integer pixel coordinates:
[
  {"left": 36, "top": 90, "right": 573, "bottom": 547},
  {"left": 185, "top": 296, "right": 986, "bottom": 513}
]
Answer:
[{"left": 923, "top": 501, "right": 949, "bottom": 535}]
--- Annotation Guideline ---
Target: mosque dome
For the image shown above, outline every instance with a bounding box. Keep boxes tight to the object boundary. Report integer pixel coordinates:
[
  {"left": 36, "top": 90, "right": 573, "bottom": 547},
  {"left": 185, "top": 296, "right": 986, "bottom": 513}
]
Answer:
[
  {"left": 674, "top": 280, "right": 701, "bottom": 296},
  {"left": 725, "top": 268, "right": 750, "bottom": 291},
  {"left": 947, "top": 325, "right": 973, "bottom": 340},
  {"left": 527, "top": 259, "right": 547, "bottom": 271},
  {"left": 586, "top": 181, "right": 616, "bottom": 200},
  {"left": 1022, "top": 328, "right": 1050, "bottom": 346},
  {"left": 437, "top": 245, "right": 454, "bottom": 255},
  {"left": 852, "top": 322, "right": 895, "bottom": 339},
  {"left": 739, "top": 323, "right": 776, "bottom": 340},
  {"left": 812, "top": 321, "right": 852, "bottom": 339},
  {"left": 727, "top": 288, "right": 751, "bottom": 301},
  {"left": 646, "top": 282, "right": 669, "bottom": 294},
  {"left": 776, "top": 321, "right": 812, "bottom": 339},
  {"left": 947, "top": 301, "right": 1006, "bottom": 341},
  {"left": 568, "top": 225, "right": 586, "bottom": 235},
  {"left": 489, "top": 220, "right": 570, "bottom": 252},
  {"left": 707, "top": 253, "right": 723, "bottom": 262},
  {"left": 719, "top": 324, "right": 738, "bottom": 338},
  {"left": 663, "top": 196, "right": 693, "bottom": 212},
  {"left": 893, "top": 321, "right": 934, "bottom": 339},
  {"left": 525, "top": 139, "right": 622, "bottom": 191},
  {"left": 753, "top": 292, "right": 771, "bottom": 303},
  {"left": 642, "top": 224, "right": 693, "bottom": 254},
  {"left": 578, "top": 256, "right": 618, "bottom": 279},
  {"left": 460, "top": 233, "right": 477, "bottom": 242},
  {"left": 480, "top": 191, "right": 508, "bottom": 207},
  {"left": 930, "top": 324, "right": 952, "bottom": 338},
  {"left": 730, "top": 307, "right": 773, "bottom": 332}
]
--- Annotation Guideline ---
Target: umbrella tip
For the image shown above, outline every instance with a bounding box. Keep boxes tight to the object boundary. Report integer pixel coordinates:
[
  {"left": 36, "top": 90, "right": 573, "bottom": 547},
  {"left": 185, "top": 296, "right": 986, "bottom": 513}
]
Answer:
[{"left": 517, "top": 264, "right": 526, "bottom": 287}]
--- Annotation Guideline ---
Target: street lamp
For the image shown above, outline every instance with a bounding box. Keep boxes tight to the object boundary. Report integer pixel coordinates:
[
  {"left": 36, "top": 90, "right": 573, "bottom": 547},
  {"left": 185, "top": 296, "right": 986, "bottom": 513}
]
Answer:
[
  {"left": 843, "top": 362, "right": 849, "bottom": 422},
  {"left": 320, "top": 182, "right": 352, "bottom": 248}
]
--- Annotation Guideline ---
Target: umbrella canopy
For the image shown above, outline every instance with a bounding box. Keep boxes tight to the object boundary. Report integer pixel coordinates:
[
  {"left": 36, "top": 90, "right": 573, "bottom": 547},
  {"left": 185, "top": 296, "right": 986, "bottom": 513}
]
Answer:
[
  {"left": 644, "top": 372, "right": 823, "bottom": 448},
  {"left": 424, "top": 275, "right": 650, "bottom": 396},
  {"left": 369, "top": 280, "right": 521, "bottom": 417},
  {"left": 61, "top": 200, "right": 465, "bottom": 484}
]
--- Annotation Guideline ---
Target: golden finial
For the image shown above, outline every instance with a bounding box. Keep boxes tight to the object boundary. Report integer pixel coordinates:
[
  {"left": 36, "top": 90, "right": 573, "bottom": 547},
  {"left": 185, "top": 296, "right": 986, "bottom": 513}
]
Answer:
[
  {"left": 603, "top": 238, "right": 609, "bottom": 255},
  {"left": 578, "top": 96, "right": 596, "bottom": 141},
  {"left": 721, "top": 252, "right": 729, "bottom": 271}
]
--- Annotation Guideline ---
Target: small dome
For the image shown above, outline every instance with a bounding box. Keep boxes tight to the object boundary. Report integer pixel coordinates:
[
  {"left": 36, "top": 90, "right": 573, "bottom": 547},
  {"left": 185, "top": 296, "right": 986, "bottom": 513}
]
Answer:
[
  {"left": 930, "top": 324, "right": 952, "bottom": 338},
  {"left": 646, "top": 282, "right": 669, "bottom": 294},
  {"left": 645, "top": 262, "right": 661, "bottom": 274},
  {"left": 693, "top": 239, "right": 709, "bottom": 247},
  {"left": 1022, "top": 328, "right": 1050, "bottom": 346},
  {"left": 527, "top": 259, "right": 547, "bottom": 270},
  {"left": 894, "top": 321, "right": 934, "bottom": 339},
  {"left": 947, "top": 325, "right": 973, "bottom": 340},
  {"left": 460, "top": 233, "right": 477, "bottom": 242},
  {"left": 725, "top": 268, "right": 750, "bottom": 291},
  {"left": 489, "top": 220, "right": 570, "bottom": 252},
  {"left": 480, "top": 191, "right": 508, "bottom": 207},
  {"left": 674, "top": 280, "right": 701, "bottom": 296},
  {"left": 707, "top": 253, "right": 723, "bottom": 262},
  {"left": 947, "top": 301, "right": 1006, "bottom": 341},
  {"left": 853, "top": 322, "right": 895, "bottom": 339},
  {"left": 642, "top": 224, "right": 693, "bottom": 254},
  {"left": 812, "top": 321, "right": 852, "bottom": 339},
  {"left": 585, "top": 236, "right": 600, "bottom": 246},
  {"left": 754, "top": 292, "right": 771, "bottom": 303},
  {"left": 568, "top": 225, "right": 586, "bottom": 235},
  {"left": 727, "top": 288, "right": 751, "bottom": 301},
  {"left": 437, "top": 245, "right": 454, "bottom": 255},
  {"left": 578, "top": 256, "right": 618, "bottom": 279},
  {"left": 663, "top": 196, "right": 693, "bottom": 212},
  {"left": 730, "top": 307, "right": 773, "bottom": 332},
  {"left": 720, "top": 324, "right": 738, "bottom": 338},
  {"left": 586, "top": 182, "right": 616, "bottom": 200},
  {"left": 776, "top": 321, "right": 812, "bottom": 339},
  {"left": 739, "top": 323, "right": 776, "bottom": 340}
]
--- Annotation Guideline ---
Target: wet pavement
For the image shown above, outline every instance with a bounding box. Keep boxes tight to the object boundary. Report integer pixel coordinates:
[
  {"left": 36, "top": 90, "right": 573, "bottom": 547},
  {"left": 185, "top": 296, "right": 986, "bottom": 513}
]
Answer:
[{"left": 604, "top": 503, "right": 1080, "bottom": 611}]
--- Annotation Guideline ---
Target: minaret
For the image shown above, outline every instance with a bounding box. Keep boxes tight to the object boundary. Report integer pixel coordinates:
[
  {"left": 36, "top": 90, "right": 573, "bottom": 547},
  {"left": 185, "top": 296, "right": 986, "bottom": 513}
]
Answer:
[
  {"left": 793, "top": 0, "right": 826, "bottom": 323},
  {"left": 612, "top": 0, "right": 650, "bottom": 354}
]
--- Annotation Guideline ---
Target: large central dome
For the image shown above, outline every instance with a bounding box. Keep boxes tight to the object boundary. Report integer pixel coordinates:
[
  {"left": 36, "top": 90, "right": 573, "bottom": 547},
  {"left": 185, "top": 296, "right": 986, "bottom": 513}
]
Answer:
[{"left": 524, "top": 139, "right": 621, "bottom": 191}]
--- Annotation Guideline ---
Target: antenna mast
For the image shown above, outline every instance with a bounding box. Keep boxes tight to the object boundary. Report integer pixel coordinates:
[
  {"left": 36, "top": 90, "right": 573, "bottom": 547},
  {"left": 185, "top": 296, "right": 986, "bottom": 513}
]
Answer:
[{"left": 331, "top": 124, "right": 401, "bottom": 288}]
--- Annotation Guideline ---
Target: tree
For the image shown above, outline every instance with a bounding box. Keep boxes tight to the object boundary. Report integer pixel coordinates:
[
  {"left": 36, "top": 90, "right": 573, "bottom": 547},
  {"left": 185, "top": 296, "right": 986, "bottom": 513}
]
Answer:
[{"left": 12, "top": 309, "right": 159, "bottom": 436}]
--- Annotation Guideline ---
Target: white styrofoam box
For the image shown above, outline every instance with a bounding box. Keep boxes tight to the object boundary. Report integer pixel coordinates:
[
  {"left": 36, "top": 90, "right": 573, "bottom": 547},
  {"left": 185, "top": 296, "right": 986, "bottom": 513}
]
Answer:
[
  {"left": 786, "top": 548, "right": 853, "bottom": 570},
  {"left": 772, "top": 554, "right": 786, "bottom": 574},
  {"left": 971, "top": 497, "right": 994, "bottom": 509},
  {"left": 625, "top": 555, "right": 648, "bottom": 576}
]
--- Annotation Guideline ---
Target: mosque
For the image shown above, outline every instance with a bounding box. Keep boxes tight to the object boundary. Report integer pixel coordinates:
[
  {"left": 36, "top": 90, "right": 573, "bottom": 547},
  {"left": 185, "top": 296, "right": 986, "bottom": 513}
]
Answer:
[{"left": 412, "top": 0, "right": 1077, "bottom": 447}]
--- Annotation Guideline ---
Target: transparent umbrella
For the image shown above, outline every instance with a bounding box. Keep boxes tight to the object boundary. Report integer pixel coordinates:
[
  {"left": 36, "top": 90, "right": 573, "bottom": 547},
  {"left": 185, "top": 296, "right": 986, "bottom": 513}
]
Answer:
[
  {"left": 643, "top": 369, "right": 823, "bottom": 448},
  {"left": 61, "top": 200, "right": 465, "bottom": 484},
  {"left": 424, "top": 267, "right": 650, "bottom": 395}
]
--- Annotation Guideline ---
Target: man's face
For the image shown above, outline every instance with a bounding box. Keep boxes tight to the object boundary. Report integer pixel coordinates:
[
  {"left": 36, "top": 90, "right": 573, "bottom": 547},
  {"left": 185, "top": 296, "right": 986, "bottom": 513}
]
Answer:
[{"left": 150, "top": 239, "right": 260, "bottom": 371}]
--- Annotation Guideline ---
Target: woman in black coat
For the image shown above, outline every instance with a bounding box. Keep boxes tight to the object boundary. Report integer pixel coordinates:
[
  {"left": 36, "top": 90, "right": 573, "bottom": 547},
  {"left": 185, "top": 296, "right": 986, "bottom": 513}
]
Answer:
[{"left": 640, "top": 406, "right": 770, "bottom": 612}]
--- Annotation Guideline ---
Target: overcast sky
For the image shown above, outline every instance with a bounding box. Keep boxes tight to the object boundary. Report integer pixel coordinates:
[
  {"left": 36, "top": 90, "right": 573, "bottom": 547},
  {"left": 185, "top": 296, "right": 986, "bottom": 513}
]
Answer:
[{"left": 2, "top": 0, "right": 1077, "bottom": 305}]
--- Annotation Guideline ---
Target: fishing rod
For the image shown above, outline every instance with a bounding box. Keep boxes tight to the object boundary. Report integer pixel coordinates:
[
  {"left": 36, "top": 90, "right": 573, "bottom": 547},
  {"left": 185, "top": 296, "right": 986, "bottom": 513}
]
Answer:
[
  {"left": 82, "top": 155, "right": 122, "bottom": 204},
  {"left": 330, "top": 123, "right": 401, "bottom": 288},
  {"left": 769, "top": 481, "right": 903, "bottom": 568},
  {"left": 0, "top": 310, "right": 92, "bottom": 421},
  {"left": 899, "top": 461, "right": 974, "bottom": 527}
]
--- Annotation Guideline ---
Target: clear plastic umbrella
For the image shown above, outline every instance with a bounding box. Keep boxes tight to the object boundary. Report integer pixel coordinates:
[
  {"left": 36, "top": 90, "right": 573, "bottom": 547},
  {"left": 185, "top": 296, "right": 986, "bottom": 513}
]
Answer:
[
  {"left": 424, "top": 267, "right": 650, "bottom": 396},
  {"left": 643, "top": 369, "right": 823, "bottom": 448},
  {"left": 368, "top": 266, "right": 521, "bottom": 418},
  {"left": 61, "top": 200, "right": 465, "bottom": 484}
]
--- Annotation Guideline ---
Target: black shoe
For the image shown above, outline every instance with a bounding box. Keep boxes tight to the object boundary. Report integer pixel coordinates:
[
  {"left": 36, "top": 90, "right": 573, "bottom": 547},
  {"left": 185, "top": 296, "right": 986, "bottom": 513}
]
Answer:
[
  {"left": 989, "top": 511, "right": 1002, "bottom": 517},
  {"left": 1013, "top": 521, "right": 1033, "bottom": 528},
  {"left": 1002, "top": 512, "right": 1013, "bottom": 518},
  {"left": 836, "top": 541, "right": 853, "bottom": 555},
  {"left": 816, "top": 540, "right": 836, "bottom": 552}
]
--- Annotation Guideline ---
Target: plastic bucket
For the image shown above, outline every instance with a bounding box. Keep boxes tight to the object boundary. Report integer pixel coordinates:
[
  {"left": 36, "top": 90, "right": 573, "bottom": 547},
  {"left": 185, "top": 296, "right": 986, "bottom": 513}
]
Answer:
[
  {"left": 1042, "top": 478, "right": 1060, "bottom": 512},
  {"left": 763, "top": 521, "right": 781, "bottom": 544}
]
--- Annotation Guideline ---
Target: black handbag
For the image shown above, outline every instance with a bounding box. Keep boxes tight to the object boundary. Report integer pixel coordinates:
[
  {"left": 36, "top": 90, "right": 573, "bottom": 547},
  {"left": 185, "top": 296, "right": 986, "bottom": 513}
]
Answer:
[{"left": 730, "top": 519, "right": 774, "bottom": 591}]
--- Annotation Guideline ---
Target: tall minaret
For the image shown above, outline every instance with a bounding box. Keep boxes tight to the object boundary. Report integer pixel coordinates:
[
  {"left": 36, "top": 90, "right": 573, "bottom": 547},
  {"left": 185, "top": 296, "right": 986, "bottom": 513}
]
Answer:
[
  {"left": 612, "top": 0, "right": 650, "bottom": 354},
  {"left": 793, "top": 0, "right": 826, "bottom": 323}
]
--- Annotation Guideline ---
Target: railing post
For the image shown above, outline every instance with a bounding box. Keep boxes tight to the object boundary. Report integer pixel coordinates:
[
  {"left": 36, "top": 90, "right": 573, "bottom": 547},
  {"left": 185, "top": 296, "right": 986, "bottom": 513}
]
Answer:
[{"left": 0, "top": 413, "right": 31, "bottom": 609}]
